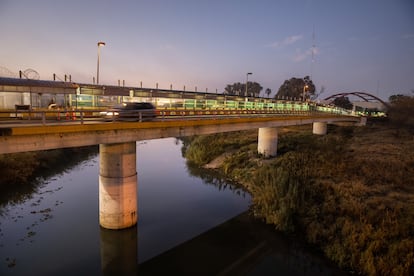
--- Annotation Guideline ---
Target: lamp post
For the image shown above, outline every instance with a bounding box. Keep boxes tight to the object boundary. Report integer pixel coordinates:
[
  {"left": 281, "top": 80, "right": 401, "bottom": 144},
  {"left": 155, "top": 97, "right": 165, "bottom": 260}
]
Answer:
[
  {"left": 246, "top": 72, "right": 252, "bottom": 96},
  {"left": 303, "top": 84, "right": 309, "bottom": 101},
  {"left": 97, "top": 41, "right": 106, "bottom": 84}
]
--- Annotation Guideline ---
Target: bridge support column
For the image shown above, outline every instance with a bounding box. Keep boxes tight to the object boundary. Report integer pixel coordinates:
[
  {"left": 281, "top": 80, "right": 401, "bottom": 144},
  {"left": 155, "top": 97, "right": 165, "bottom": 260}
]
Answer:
[
  {"left": 313, "top": 122, "right": 327, "bottom": 135},
  {"left": 99, "top": 142, "right": 137, "bottom": 230},
  {"left": 358, "top": 117, "right": 367, "bottom": 126},
  {"left": 258, "top": 127, "right": 278, "bottom": 157}
]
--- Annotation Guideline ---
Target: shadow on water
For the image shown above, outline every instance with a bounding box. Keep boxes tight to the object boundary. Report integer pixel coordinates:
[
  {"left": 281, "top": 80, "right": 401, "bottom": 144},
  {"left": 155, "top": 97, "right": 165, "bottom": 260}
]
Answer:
[
  {"left": 49, "top": 211, "right": 349, "bottom": 276},
  {"left": 138, "top": 212, "right": 349, "bottom": 276},
  {"left": 98, "top": 211, "right": 348, "bottom": 276}
]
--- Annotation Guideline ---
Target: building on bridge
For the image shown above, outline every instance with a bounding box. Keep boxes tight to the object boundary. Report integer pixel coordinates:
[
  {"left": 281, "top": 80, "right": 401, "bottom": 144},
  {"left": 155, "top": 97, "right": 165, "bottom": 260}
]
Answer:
[
  {"left": 0, "top": 77, "right": 348, "bottom": 115},
  {"left": 0, "top": 77, "right": 276, "bottom": 109}
]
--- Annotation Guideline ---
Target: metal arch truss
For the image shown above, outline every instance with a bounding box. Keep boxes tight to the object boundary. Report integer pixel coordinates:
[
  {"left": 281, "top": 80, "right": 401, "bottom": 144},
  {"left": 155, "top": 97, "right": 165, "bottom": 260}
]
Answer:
[{"left": 324, "top": 92, "right": 388, "bottom": 107}]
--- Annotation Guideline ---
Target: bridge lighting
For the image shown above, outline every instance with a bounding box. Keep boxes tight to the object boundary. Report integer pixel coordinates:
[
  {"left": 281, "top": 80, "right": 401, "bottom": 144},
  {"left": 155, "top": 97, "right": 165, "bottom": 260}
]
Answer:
[
  {"left": 246, "top": 72, "right": 252, "bottom": 96},
  {"left": 96, "top": 41, "right": 106, "bottom": 84}
]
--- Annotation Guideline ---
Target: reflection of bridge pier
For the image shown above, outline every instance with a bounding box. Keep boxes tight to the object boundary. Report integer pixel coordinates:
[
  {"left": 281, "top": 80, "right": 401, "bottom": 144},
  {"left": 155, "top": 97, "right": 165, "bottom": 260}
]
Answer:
[{"left": 100, "top": 225, "right": 138, "bottom": 275}]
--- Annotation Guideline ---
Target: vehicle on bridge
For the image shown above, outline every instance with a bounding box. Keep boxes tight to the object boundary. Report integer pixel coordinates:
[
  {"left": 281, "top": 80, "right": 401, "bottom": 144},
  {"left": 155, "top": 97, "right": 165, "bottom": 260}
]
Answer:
[{"left": 100, "top": 102, "right": 156, "bottom": 121}]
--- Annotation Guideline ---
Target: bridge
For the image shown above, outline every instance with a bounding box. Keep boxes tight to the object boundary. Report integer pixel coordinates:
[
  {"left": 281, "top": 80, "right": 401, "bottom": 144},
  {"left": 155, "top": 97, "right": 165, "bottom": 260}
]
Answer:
[
  {"left": 324, "top": 92, "right": 388, "bottom": 107},
  {"left": 0, "top": 114, "right": 363, "bottom": 230},
  {"left": 323, "top": 92, "right": 388, "bottom": 117},
  {"left": 0, "top": 77, "right": 364, "bottom": 230}
]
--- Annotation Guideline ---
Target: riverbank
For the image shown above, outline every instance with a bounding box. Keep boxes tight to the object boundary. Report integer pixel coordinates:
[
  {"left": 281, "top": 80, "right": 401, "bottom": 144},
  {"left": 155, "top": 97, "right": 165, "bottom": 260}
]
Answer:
[{"left": 182, "top": 121, "right": 414, "bottom": 275}]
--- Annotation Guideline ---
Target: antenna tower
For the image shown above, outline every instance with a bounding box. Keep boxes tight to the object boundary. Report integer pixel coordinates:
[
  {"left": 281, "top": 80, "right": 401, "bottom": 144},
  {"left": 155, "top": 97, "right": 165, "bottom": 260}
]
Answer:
[{"left": 311, "top": 25, "right": 315, "bottom": 80}]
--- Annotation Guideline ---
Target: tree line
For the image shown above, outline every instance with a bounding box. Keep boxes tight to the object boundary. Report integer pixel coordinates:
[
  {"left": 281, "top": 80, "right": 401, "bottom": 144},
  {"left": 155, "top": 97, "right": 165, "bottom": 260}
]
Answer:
[{"left": 223, "top": 75, "right": 317, "bottom": 100}]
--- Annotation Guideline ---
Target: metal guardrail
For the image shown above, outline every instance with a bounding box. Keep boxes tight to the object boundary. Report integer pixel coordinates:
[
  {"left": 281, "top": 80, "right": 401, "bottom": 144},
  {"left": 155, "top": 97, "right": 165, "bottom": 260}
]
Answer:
[
  {"left": 1, "top": 108, "right": 104, "bottom": 125},
  {"left": 0, "top": 105, "right": 352, "bottom": 126}
]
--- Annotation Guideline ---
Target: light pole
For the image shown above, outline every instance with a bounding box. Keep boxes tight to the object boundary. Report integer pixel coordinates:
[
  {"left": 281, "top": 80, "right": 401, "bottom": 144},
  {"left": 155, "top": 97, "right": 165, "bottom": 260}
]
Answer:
[
  {"left": 97, "top": 41, "right": 106, "bottom": 84},
  {"left": 303, "top": 84, "right": 309, "bottom": 101},
  {"left": 246, "top": 72, "right": 252, "bottom": 96}
]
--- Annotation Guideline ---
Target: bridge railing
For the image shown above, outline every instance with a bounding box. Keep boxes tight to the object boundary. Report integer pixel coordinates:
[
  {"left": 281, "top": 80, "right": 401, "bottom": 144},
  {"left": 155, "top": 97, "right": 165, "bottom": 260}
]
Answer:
[
  {"left": 0, "top": 104, "right": 354, "bottom": 126},
  {"left": 0, "top": 107, "right": 105, "bottom": 124}
]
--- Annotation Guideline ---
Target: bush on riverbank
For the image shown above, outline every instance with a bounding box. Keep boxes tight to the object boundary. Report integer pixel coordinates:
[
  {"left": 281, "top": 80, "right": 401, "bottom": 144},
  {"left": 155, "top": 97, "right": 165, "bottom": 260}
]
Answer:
[
  {"left": 182, "top": 131, "right": 256, "bottom": 165},
  {"left": 183, "top": 124, "right": 414, "bottom": 275}
]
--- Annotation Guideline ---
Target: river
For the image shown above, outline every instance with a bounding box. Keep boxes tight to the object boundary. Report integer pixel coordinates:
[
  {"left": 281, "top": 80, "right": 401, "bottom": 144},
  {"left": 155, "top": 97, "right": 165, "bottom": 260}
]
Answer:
[
  {"left": 0, "top": 138, "right": 346, "bottom": 275},
  {"left": 0, "top": 138, "right": 250, "bottom": 275}
]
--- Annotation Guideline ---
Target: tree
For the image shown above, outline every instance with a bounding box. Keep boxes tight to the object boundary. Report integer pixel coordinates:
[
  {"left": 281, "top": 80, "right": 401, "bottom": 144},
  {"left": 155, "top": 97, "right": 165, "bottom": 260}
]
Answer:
[
  {"left": 224, "top": 82, "right": 263, "bottom": 97},
  {"left": 332, "top": 96, "right": 353, "bottom": 110},
  {"left": 265, "top": 88, "right": 272, "bottom": 98},
  {"left": 224, "top": 83, "right": 244, "bottom": 95},
  {"left": 389, "top": 94, "right": 411, "bottom": 104},
  {"left": 248, "top": 82, "right": 263, "bottom": 97},
  {"left": 387, "top": 94, "right": 414, "bottom": 131},
  {"left": 275, "top": 76, "right": 316, "bottom": 100}
]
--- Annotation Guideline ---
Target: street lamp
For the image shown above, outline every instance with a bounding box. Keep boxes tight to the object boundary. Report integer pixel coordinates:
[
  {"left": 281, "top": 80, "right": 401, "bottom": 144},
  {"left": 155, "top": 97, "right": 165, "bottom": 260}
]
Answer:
[
  {"left": 303, "top": 84, "right": 309, "bottom": 101},
  {"left": 246, "top": 72, "right": 252, "bottom": 96},
  {"left": 96, "top": 41, "right": 106, "bottom": 84}
]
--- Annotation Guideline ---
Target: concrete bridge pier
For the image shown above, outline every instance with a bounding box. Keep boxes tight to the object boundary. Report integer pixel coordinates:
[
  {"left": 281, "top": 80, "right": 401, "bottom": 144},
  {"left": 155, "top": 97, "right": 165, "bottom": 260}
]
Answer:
[
  {"left": 258, "top": 127, "right": 278, "bottom": 157},
  {"left": 312, "top": 122, "right": 327, "bottom": 135},
  {"left": 359, "top": 116, "right": 367, "bottom": 126},
  {"left": 99, "top": 142, "right": 138, "bottom": 230}
]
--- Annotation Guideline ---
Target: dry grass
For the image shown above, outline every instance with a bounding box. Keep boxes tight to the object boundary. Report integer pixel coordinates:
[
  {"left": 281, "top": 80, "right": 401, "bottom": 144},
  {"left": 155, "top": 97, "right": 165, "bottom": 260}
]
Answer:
[{"left": 185, "top": 123, "right": 414, "bottom": 275}]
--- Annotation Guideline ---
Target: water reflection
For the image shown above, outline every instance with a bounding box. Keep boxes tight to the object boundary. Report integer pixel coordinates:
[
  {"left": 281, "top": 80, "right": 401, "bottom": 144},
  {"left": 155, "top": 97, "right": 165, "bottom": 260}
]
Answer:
[
  {"left": 100, "top": 226, "right": 138, "bottom": 276},
  {"left": 136, "top": 139, "right": 251, "bottom": 262},
  {"left": 0, "top": 146, "right": 98, "bottom": 212},
  {"left": 0, "top": 138, "right": 251, "bottom": 275},
  {"left": 186, "top": 161, "right": 247, "bottom": 194}
]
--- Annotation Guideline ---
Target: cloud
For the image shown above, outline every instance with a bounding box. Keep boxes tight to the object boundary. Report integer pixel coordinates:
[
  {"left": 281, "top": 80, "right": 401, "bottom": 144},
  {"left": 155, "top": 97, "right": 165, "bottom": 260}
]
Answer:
[
  {"left": 293, "top": 47, "right": 319, "bottom": 62},
  {"left": 267, "top": 34, "right": 303, "bottom": 48}
]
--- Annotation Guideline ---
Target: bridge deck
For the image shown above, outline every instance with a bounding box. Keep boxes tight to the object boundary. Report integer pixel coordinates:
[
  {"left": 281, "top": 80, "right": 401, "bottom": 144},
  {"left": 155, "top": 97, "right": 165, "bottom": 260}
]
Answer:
[
  {"left": 0, "top": 114, "right": 360, "bottom": 155},
  {"left": 2, "top": 114, "right": 348, "bottom": 136}
]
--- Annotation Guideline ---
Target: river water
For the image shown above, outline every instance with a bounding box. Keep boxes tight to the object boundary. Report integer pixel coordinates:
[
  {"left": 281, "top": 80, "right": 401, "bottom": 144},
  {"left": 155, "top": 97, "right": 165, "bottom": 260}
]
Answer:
[
  {"left": 0, "top": 138, "right": 251, "bottom": 275},
  {"left": 0, "top": 138, "right": 346, "bottom": 275}
]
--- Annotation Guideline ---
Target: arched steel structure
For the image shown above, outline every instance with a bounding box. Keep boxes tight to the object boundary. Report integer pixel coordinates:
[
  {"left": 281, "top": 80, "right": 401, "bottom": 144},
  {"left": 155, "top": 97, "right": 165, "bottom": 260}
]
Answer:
[{"left": 324, "top": 92, "right": 388, "bottom": 107}]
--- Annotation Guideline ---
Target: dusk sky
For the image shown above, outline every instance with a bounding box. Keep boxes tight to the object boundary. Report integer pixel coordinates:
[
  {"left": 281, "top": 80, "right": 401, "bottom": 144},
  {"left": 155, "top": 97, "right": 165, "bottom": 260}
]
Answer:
[{"left": 1, "top": 0, "right": 413, "bottom": 101}]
